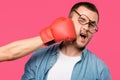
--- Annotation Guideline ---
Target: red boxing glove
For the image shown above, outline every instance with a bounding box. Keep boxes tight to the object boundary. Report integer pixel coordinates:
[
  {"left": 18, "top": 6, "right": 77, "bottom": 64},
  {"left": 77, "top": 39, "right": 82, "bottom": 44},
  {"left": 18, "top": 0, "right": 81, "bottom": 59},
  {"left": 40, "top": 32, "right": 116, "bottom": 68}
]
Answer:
[{"left": 40, "top": 17, "right": 76, "bottom": 46}]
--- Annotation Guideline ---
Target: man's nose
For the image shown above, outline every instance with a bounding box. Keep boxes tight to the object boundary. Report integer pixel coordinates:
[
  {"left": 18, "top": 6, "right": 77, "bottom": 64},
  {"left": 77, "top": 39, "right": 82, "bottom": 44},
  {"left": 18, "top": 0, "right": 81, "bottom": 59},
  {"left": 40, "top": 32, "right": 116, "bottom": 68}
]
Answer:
[{"left": 82, "top": 24, "right": 89, "bottom": 30}]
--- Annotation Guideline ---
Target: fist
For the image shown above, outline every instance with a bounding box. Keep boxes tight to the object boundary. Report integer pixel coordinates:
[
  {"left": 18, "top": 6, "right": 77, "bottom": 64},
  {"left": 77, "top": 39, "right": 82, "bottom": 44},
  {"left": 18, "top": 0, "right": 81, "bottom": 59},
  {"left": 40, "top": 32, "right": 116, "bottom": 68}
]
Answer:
[{"left": 40, "top": 17, "right": 76, "bottom": 45}]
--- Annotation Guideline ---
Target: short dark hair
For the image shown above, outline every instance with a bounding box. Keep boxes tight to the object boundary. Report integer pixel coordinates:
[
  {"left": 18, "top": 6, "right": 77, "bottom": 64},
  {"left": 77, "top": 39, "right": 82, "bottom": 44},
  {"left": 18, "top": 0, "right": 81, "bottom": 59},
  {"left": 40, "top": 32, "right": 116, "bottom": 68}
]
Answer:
[{"left": 69, "top": 2, "right": 99, "bottom": 20}]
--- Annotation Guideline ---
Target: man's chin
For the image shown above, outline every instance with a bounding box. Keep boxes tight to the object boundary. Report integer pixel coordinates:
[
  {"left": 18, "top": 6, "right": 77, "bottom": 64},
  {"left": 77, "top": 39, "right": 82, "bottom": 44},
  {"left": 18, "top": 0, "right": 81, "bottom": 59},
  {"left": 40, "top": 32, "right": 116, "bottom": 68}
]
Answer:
[{"left": 72, "top": 40, "right": 85, "bottom": 50}]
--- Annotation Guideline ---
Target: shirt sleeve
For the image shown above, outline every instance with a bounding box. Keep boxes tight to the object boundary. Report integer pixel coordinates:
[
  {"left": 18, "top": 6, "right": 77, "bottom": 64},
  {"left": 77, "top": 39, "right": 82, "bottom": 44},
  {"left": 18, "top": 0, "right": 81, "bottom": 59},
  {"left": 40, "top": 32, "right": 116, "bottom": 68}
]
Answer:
[
  {"left": 100, "top": 65, "right": 112, "bottom": 80},
  {"left": 21, "top": 47, "right": 47, "bottom": 80},
  {"left": 22, "top": 54, "right": 37, "bottom": 80}
]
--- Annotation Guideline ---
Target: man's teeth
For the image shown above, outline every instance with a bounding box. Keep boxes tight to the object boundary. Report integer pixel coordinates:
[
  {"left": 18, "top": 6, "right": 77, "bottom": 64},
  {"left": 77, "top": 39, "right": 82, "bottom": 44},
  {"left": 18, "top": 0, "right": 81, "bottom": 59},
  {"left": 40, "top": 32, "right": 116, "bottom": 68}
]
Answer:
[{"left": 80, "top": 34, "right": 86, "bottom": 38}]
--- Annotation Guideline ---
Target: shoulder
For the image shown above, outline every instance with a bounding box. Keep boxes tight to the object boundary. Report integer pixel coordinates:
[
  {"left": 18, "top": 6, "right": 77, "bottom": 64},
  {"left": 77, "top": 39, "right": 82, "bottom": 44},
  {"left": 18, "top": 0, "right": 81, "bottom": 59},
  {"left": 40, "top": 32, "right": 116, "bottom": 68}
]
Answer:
[
  {"left": 25, "top": 44, "right": 59, "bottom": 67},
  {"left": 33, "top": 44, "right": 59, "bottom": 56},
  {"left": 30, "top": 44, "right": 59, "bottom": 61},
  {"left": 86, "top": 49, "right": 106, "bottom": 64},
  {"left": 87, "top": 50, "right": 106, "bottom": 66},
  {"left": 87, "top": 49, "right": 111, "bottom": 79},
  {"left": 86, "top": 49, "right": 110, "bottom": 73}
]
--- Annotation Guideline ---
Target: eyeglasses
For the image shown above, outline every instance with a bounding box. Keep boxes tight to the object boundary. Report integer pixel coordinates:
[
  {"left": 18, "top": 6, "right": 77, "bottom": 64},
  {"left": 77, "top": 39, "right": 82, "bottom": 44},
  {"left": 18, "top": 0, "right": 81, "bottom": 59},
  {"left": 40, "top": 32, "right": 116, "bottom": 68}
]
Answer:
[{"left": 74, "top": 10, "right": 98, "bottom": 34}]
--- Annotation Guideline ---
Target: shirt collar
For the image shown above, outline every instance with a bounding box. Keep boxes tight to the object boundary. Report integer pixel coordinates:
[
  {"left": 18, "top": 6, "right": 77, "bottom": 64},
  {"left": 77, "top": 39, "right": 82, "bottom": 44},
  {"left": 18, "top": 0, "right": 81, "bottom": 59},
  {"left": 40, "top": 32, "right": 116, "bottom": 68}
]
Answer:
[
  {"left": 81, "top": 48, "right": 88, "bottom": 60},
  {"left": 51, "top": 43, "right": 88, "bottom": 60},
  {"left": 50, "top": 43, "right": 60, "bottom": 55}
]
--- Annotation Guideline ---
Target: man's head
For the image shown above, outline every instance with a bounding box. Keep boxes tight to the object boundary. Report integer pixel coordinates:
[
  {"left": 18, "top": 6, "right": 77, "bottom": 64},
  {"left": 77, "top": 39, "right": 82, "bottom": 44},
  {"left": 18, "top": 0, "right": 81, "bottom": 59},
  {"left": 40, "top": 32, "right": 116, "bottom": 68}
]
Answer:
[
  {"left": 69, "top": 2, "right": 99, "bottom": 49},
  {"left": 69, "top": 2, "right": 99, "bottom": 19}
]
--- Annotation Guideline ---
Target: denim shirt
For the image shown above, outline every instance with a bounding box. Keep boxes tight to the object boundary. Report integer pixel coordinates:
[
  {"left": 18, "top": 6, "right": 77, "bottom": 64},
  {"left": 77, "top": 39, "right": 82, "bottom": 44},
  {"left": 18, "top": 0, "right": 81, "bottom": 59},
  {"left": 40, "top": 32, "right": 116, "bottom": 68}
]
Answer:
[{"left": 22, "top": 44, "right": 111, "bottom": 80}]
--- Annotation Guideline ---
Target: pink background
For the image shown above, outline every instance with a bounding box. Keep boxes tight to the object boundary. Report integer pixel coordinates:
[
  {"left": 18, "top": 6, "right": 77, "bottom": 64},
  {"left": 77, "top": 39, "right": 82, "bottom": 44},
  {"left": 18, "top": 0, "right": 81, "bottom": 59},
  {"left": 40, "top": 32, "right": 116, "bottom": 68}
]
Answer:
[{"left": 0, "top": 0, "right": 119, "bottom": 80}]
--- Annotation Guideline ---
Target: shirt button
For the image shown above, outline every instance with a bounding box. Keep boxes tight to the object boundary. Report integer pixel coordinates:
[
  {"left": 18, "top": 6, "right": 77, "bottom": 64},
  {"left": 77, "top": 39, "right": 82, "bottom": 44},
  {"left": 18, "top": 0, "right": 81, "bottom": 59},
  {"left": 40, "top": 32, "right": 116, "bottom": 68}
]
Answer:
[{"left": 50, "top": 61, "right": 54, "bottom": 66}]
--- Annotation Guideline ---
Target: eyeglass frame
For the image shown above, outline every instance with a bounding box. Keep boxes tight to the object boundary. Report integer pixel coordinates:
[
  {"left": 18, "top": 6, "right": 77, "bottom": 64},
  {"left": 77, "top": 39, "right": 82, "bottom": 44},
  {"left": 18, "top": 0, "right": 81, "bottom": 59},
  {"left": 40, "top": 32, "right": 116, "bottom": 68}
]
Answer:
[{"left": 73, "top": 10, "right": 98, "bottom": 34}]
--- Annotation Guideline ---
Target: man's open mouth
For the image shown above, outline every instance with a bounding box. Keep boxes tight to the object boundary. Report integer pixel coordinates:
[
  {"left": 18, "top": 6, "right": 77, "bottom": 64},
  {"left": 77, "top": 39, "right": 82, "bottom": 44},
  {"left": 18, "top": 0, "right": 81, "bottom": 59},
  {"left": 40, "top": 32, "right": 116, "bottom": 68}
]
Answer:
[{"left": 80, "top": 33, "right": 87, "bottom": 39}]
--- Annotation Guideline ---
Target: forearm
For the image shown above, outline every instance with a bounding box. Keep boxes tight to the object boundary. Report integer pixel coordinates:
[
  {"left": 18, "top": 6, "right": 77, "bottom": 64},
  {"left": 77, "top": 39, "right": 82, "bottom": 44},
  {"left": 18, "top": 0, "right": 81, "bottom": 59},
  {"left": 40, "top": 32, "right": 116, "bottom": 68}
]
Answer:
[{"left": 0, "top": 36, "right": 44, "bottom": 62}]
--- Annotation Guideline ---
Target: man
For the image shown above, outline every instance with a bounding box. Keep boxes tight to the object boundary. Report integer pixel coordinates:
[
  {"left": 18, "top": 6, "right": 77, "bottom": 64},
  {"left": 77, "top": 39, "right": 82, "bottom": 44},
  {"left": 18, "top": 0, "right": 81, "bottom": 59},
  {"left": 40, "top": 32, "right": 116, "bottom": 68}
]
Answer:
[{"left": 22, "top": 2, "right": 111, "bottom": 80}]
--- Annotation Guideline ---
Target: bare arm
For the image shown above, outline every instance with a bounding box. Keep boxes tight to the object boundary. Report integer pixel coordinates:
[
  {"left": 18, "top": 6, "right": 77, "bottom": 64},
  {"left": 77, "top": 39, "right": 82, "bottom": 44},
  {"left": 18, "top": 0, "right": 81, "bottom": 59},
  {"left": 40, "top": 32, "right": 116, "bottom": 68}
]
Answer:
[{"left": 0, "top": 36, "right": 44, "bottom": 62}]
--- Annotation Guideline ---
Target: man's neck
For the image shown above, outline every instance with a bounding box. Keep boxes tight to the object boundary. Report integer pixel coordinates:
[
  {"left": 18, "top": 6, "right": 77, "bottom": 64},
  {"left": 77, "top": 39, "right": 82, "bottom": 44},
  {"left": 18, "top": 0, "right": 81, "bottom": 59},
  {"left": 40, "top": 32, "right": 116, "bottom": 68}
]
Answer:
[{"left": 60, "top": 41, "right": 83, "bottom": 57}]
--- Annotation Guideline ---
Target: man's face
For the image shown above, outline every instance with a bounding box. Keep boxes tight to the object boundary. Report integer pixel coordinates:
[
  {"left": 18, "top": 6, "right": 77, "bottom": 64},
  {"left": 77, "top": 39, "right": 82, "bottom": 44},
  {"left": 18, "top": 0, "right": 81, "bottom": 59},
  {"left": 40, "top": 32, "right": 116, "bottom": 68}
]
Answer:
[{"left": 71, "top": 6, "right": 98, "bottom": 48}]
